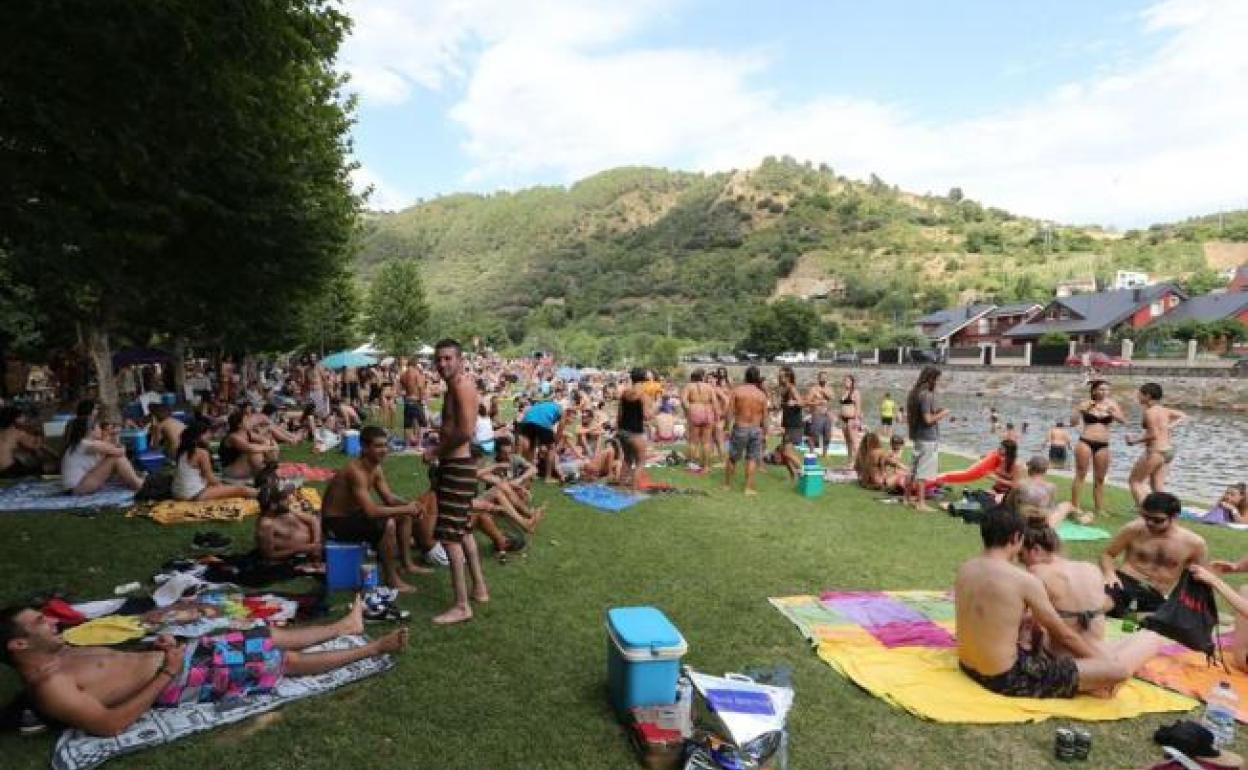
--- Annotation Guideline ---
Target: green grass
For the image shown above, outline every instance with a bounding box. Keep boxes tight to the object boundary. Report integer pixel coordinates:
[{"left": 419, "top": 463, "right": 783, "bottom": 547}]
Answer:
[{"left": 0, "top": 445, "right": 1240, "bottom": 770}]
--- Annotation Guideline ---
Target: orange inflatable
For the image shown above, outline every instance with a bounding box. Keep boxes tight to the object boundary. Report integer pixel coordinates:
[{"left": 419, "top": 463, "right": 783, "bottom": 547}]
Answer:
[{"left": 932, "top": 452, "right": 1001, "bottom": 486}]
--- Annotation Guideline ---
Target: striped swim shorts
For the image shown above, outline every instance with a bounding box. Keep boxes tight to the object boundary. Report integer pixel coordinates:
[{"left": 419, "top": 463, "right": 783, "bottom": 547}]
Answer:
[{"left": 433, "top": 456, "right": 479, "bottom": 542}]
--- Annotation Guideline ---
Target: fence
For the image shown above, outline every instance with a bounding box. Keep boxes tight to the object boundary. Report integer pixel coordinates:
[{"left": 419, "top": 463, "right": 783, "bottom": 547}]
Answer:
[
  {"left": 878, "top": 348, "right": 901, "bottom": 365},
  {"left": 947, "top": 346, "right": 984, "bottom": 366},
  {"left": 1031, "top": 345, "right": 1068, "bottom": 366}
]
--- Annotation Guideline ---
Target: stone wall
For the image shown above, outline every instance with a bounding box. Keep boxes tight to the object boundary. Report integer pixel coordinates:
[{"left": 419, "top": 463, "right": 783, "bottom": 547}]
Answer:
[{"left": 719, "top": 364, "right": 1247, "bottom": 412}]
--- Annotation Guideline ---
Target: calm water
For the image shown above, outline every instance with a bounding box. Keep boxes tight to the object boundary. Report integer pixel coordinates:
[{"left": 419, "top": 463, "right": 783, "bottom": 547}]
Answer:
[{"left": 854, "top": 390, "right": 1241, "bottom": 505}]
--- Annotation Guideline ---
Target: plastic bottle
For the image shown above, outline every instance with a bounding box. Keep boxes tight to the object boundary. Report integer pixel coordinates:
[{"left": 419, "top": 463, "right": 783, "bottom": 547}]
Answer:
[{"left": 1202, "top": 680, "right": 1238, "bottom": 749}]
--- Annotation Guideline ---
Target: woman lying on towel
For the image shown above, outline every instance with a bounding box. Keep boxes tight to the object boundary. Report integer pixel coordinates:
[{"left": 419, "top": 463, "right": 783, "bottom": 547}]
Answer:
[
  {"left": 60, "top": 417, "right": 145, "bottom": 495},
  {"left": 0, "top": 598, "right": 406, "bottom": 737},
  {"left": 173, "top": 423, "right": 257, "bottom": 502}
]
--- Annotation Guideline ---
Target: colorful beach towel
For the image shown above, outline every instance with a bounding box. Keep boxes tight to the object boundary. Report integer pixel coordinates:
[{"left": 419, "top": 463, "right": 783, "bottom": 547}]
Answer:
[
  {"left": 1055, "top": 520, "right": 1112, "bottom": 541},
  {"left": 1132, "top": 630, "right": 1248, "bottom": 723},
  {"left": 51, "top": 635, "right": 393, "bottom": 770},
  {"left": 0, "top": 480, "right": 135, "bottom": 513},
  {"left": 129, "top": 488, "right": 321, "bottom": 525},
  {"left": 564, "top": 484, "right": 646, "bottom": 512},
  {"left": 277, "top": 462, "right": 336, "bottom": 482},
  {"left": 770, "top": 591, "right": 1196, "bottom": 724}
]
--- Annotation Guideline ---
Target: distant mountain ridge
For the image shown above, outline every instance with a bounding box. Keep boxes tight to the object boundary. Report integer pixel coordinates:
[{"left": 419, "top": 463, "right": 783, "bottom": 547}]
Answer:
[{"left": 354, "top": 157, "right": 1246, "bottom": 348}]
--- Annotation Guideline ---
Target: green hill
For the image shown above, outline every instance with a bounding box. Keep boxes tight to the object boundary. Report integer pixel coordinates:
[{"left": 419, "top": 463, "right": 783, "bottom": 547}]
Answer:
[{"left": 354, "top": 157, "right": 1244, "bottom": 356}]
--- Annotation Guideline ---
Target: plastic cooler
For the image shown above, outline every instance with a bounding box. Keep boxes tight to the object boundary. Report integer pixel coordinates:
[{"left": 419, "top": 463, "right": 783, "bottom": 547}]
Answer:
[
  {"left": 120, "top": 429, "right": 148, "bottom": 455},
  {"left": 797, "top": 465, "right": 824, "bottom": 497},
  {"left": 325, "top": 541, "right": 366, "bottom": 591},
  {"left": 342, "top": 430, "right": 361, "bottom": 457},
  {"left": 607, "top": 606, "right": 688, "bottom": 716},
  {"left": 160, "top": 392, "right": 177, "bottom": 407},
  {"left": 136, "top": 450, "right": 166, "bottom": 473}
]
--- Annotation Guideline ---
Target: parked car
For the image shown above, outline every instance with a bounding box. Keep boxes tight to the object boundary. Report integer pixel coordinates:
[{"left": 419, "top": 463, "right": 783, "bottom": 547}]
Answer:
[
  {"left": 715, "top": 353, "right": 739, "bottom": 364},
  {"left": 834, "top": 351, "right": 860, "bottom": 364},
  {"left": 775, "top": 352, "right": 804, "bottom": 364},
  {"left": 687, "top": 353, "right": 715, "bottom": 364},
  {"left": 1064, "top": 352, "right": 1132, "bottom": 368}
]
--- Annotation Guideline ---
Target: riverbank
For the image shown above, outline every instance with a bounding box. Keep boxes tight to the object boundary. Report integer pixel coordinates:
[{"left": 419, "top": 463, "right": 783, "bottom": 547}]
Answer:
[{"left": 722, "top": 363, "right": 1247, "bottom": 412}]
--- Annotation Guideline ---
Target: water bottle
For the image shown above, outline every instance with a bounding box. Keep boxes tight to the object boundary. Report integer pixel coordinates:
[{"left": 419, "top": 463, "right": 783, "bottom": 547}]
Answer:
[
  {"left": 360, "top": 562, "right": 379, "bottom": 591},
  {"left": 1202, "top": 680, "right": 1239, "bottom": 749}
]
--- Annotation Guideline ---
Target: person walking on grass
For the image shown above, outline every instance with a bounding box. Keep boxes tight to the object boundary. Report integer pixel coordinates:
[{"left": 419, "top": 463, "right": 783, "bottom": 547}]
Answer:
[
  {"left": 425, "top": 339, "right": 487, "bottom": 626},
  {"left": 903, "top": 366, "right": 949, "bottom": 512}
]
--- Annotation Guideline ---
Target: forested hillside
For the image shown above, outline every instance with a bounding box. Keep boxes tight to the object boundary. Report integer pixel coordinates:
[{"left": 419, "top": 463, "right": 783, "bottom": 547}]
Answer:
[{"left": 355, "top": 157, "right": 1245, "bottom": 360}]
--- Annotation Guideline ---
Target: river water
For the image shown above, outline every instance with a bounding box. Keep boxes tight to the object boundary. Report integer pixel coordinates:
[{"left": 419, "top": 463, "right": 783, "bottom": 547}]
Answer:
[{"left": 852, "top": 390, "right": 1241, "bottom": 505}]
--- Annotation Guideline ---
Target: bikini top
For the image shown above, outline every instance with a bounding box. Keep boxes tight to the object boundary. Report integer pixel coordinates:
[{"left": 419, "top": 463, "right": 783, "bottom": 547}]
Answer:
[
  {"left": 1081, "top": 410, "right": 1114, "bottom": 425},
  {"left": 840, "top": 396, "right": 855, "bottom": 405}
]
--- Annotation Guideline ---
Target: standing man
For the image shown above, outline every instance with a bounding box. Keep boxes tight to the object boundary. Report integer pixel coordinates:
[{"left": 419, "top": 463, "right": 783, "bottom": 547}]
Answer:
[
  {"left": 400, "top": 359, "right": 428, "bottom": 448},
  {"left": 1126, "top": 383, "right": 1186, "bottom": 506},
  {"left": 805, "top": 372, "right": 834, "bottom": 456},
  {"left": 305, "top": 356, "right": 327, "bottom": 419},
  {"left": 426, "top": 340, "right": 486, "bottom": 626},
  {"left": 903, "top": 366, "right": 949, "bottom": 512},
  {"left": 878, "top": 392, "right": 897, "bottom": 438},
  {"left": 616, "top": 369, "right": 651, "bottom": 490},
  {"left": 723, "top": 366, "right": 768, "bottom": 496}
]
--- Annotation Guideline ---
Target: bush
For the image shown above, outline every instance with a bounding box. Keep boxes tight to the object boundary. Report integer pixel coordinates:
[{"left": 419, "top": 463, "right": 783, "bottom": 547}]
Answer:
[{"left": 1037, "top": 331, "right": 1069, "bottom": 347}]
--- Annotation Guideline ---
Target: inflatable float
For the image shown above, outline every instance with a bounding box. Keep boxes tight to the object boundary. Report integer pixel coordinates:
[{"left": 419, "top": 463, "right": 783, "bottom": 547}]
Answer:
[{"left": 930, "top": 451, "right": 1001, "bottom": 486}]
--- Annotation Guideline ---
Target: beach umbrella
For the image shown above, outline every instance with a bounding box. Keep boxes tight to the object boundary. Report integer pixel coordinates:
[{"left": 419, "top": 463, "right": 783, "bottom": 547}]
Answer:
[{"left": 321, "top": 350, "right": 377, "bottom": 370}]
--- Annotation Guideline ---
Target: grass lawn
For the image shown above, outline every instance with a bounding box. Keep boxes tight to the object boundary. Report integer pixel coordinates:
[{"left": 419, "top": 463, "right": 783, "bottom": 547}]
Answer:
[{"left": 0, "top": 442, "right": 1239, "bottom": 770}]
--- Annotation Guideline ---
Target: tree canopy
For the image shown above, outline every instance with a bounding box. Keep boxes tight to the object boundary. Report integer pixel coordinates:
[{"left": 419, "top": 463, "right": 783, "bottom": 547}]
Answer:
[{"left": 364, "top": 260, "right": 430, "bottom": 356}]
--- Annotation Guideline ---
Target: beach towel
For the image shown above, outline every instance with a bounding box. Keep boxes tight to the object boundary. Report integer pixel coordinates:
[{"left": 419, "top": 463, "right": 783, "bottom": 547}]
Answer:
[
  {"left": 1055, "top": 520, "right": 1112, "bottom": 541},
  {"left": 770, "top": 591, "right": 1196, "bottom": 724},
  {"left": 129, "top": 488, "right": 321, "bottom": 525},
  {"left": 564, "top": 484, "right": 646, "bottom": 512},
  {"left": 276, "top": 462, "right": 336, "bottom": 482},
  {"left": 1131, "top": 621, "right": 1248, "bottom": 723},
  {"left": 51, "top": 635, "right": 393, "bottom": 770},
  {"left": 0, "top": 481, "right": 135, "bottom": 513}
]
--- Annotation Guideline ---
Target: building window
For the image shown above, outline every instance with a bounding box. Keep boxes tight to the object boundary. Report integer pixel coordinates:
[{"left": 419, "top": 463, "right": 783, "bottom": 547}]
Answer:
[
  {"left": 977, "top": 319, "right": 990, "bottom": 334},
  {"left": 1150, "top": 301, "right": 1163, "bottom": 317}
]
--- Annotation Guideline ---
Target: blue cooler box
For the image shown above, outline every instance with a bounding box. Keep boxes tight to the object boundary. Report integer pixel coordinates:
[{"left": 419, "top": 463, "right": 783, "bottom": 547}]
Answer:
[
  {"left": 325, "top": 541, "right": 366, "bottom": 591},
  {"left": 607, "top": 606, "right": 688, "bottom": 716},
  {"left": 342, "top": 430, "right": 361, "bottom": 457}
]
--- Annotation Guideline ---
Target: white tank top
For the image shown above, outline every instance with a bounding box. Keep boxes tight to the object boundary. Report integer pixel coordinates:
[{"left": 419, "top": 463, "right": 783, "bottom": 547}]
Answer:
[
  {"left": 172, "top": 453, "right": 207, "bottom": 501},
  {"left": 61, "top": 442, "right": 99, "bottom": 490}
]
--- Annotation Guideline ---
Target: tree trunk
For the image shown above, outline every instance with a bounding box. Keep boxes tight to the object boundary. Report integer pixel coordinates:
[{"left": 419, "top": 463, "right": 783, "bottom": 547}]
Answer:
[
  {"left": 85, "top": 326, "right": 121, "bottom": 422},
  {"left": 172, "top": 337, "right": 188, "bottom": 405}
]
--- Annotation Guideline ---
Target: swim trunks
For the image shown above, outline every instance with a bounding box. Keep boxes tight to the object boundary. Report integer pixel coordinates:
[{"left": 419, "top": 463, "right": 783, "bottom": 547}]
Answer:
[
  {"left": 323, "top": 511, "right": 387, "bottom": 550},
  {"left": 809, "top": 414, "right": 832, "bottom": 444},
  {"left": 1048, "top": 446, "right": 1068, "bottom": 463},
  {"left": 782, "top": 426, "right": 805, "bottom": 446},
  {"left": 157, "top": 627, "right": 284, "bottom": 707},
  {"left": 728, "top": 426, "right": 763, "bottom": 464},
  {"left": 403, "top": 400, "right": 427, "bottom": 429},
  {"left": 433, "top": 456, "right": 479, "bottom": 543},
  {"left": 1106, "top": 570, "right": 1166, "bottom": 618},
  {"left": 910, "top": 440, "right": 939, "bottom": 482},
  {"left": 960, "top": 645, "right": 1079, "bottom": 698},
  {"left": 688, "top": 403, "right": 714, "bottom": 428},
  {"left": 517, "top": 421, "right": 556, "bottom": 447}
]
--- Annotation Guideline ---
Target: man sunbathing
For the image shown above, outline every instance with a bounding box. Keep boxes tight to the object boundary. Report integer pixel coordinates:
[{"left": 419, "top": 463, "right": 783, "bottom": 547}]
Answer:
[
  {"left": 1019, "top": 524, "right": 1112, "bottom": 654},
  {"left": 322, "top": 426, "right": 426, "bottom": 593},
  {"left": 955, "top": 506, "right": 1163, "bottom": 698},
  {"left": 0, "top": 598, "right": 406, "bottom": 737},
  {"left": 255, "top": 478, "right": 322, "bottom": 564},
  {"left": 1100, "top": 492, "right": 1207, "bottom": 618}
]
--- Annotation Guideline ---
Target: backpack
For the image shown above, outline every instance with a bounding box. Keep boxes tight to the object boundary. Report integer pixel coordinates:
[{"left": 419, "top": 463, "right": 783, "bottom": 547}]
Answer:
[{"left": 1142, "top": 571, "right": 1219, "bottom": 659}]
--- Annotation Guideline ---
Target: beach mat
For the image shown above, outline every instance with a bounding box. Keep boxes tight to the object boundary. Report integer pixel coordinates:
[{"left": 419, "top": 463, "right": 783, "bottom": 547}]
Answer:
[
  {"left": 51, "top": 634, "right": 392, "bottom": 770},
  {"left": 1055, "top": 520, "right": 1112, "bottom": 541},
  {"left": 1133, "top": 630, "right": 1248, "bottom": 723},
  {"left": 0, "top": 480, "right": 134, "bottom": 513},
  {"left": 129, "top": 487, "right": 321, "bottom": 525},
  {"left": 277, "top": 462, "right": 336, "bottom": 482},
  {"left": 564, "top": 484, "right": 646, "bottom": 512},
  {"left": 770, "top": 592, "right": 1196, "bottom": 724}
]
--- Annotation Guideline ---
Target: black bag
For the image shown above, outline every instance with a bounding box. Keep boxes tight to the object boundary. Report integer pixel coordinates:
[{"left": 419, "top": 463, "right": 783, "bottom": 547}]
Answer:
[
  {"left": 135, "top": 469, "right": 173, "bottom": 502},
  {"left": 1141, "top": 571, "right": 1218, "bottom": 657}
]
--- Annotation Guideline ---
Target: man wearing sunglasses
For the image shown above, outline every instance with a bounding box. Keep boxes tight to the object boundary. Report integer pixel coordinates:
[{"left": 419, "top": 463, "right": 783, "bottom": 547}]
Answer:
[{"left": 1100, "top": 492, "right": 1207, "bottom": 618}]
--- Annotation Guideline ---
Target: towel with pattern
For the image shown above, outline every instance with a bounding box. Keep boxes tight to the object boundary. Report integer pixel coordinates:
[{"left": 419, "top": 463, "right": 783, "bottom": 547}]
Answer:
[
  {"left": 564, "top": 483, "right": 646, "bottom": 512},
  {"left": 770, "top": 591, "right": 1197, "bottom": 724},
  {"left": 0, "top": 481, "right": 135, "bottom": 513},
  {"left": 129, "top": 487, "right": 321, "bottom": 525}
]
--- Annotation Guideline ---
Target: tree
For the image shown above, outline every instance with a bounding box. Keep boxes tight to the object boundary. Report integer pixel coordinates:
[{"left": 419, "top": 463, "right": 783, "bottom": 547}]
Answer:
[
  {"left": 300, "top": 268, "right": 362, "bottom": 354},
  {"left": 741, "top": 298, "right": 821, "bottom": 358},
  {"left": 1037, "top": 331, "right": 1070, "bottom": 347},
  {"left": 0, "top": 1, "right": 359, "bottom": 417},
  {"left": 1181, "top": 268, "right": 1226, "bottom": 297},
  {"left": 364, "top": 260, "right": 430, "bottom": 356}
]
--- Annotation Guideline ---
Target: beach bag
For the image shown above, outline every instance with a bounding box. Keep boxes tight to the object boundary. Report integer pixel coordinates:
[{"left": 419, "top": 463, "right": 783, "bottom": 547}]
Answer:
[
  {"left": 1142, "top": 571, "right": 1218, "bottom": 657},
  {"left": 135, "top": 469, "right": 173, "bottom": 502}
]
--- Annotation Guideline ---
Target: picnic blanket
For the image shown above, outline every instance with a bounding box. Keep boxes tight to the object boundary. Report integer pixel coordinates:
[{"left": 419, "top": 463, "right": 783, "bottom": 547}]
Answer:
[
  {"left": 1133, "top": 632, "right": 1248, "bottom": 723},
  {"left": 770, "top": 591, "right": 1196, "bottom": 724},
  {"left": 1055, "top": 520, "right": 1112, "bottom": 541},
  {"left": 564, "top": 484, "right": 646, "bottom": 512},
  {"left": 129, "top": 488, "right": 321, "bottom": 525},
  {"left": 277, "top": 462, "right": 336, "bottom": 482},
  {"left": 51, "top": 634, "right": 393, "bottom": 770},
  {"left": 0, "top": 480, "right": 135, "bottom": 513}
]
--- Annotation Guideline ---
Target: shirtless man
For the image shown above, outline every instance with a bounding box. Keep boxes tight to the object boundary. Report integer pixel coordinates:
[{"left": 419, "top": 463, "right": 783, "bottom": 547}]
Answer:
[
  {"left": 1100, "top": 492, "right": 1207, "bottom": 618},
  {"left": 1045, "top": 421, "right": 1073, "bottom": 467},
  {"left": 1020, "top": 525, "right": 1113, "bottom": 654},
  {"left": 255, "top": 478, "right": 322, "bottom": 564},
  {"left": 0, "top": 407, "right": 54, "bottom": 478},
  {"left": 342, "top": 365, "right": 360, "bottom": 408},
  {"left": 146, "top": 404, "right": 186, "bottom": 459},
  {"left": 723, "top": 366, "right": 768, "bottom": 496},
  {"left": 1126, "top": 383, "right": 1187, "bottom": 506},
  {"left": 321, "top": 426, "right": 425, "bottom": 593},
  {"left": 805, "top": 372, "right": 835, "bottom": 457},
  {"left": 680, "top": 369, "right": 717, "bottom": 469},
  {"left": 0, "top": 599, "right": 406, "bottom": 737},
  {"left": 425, "top": 339, "right": 486, "bottom": 625},
  {"left": 305, "top": 356, "right": 327, "bottom": 418},
  {"left": 956, "top": 507, "right": 1164, "bottom": 699},
  {"left": 399, "top": 361, "right": 428, "bottom": 447}
]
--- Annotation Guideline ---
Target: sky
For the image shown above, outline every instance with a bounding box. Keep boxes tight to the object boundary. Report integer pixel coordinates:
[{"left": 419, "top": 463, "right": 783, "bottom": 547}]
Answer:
[{"left": 339, "top": 0, "right": 1248, "bottom": 227}]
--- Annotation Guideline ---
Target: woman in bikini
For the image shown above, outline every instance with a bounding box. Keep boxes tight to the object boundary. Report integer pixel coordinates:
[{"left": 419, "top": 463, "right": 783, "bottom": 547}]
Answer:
[
  {"left": 838, "top": 374, "right": 863, "bottom": 466},
  {"left": 1125, "top": 382, "right": 1186, "bottom": 506},
  {"left": 710, "top": 368, "right": 731, "bottom": 463},
  {"left": 378, "top": 367, "right": 397, "bottom": 431},
  {"left": 680, "top": 369, "right": 717, "bottom": 470},
  {"left": 776, "top": 366, "right": 804, "bottom": 481},
  {"left": 1069, "top": 379, "right": 1125, "bottom": 520}
]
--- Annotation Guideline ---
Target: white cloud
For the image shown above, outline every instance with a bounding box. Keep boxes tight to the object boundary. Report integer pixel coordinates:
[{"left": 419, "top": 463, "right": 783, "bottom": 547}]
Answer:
[
  {"left": 351, "top": 165, "right": 414, "bottom": 211},
  {"left": 344, "top": 0, "right": 1248, "bottom": 226}
]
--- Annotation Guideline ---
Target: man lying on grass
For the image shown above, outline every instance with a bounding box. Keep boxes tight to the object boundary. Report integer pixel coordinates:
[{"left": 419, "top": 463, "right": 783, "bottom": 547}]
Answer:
[
  {"left": 0, "top": 598, "right": 406, "bottom": 737},
  {"left": 955, "top": 506, "right": 1163, "bottom": 698}
]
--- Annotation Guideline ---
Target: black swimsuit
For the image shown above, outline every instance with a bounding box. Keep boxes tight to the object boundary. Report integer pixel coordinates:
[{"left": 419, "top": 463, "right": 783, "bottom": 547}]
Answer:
[{"left": 1079, "top": 409, "right": 1113, "bottom": 454}]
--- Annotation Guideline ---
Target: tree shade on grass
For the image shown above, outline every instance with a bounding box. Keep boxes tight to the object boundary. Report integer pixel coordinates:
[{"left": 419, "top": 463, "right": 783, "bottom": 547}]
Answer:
[{"left": 0, "top": 444, "right": 1234, "bottom": 770}]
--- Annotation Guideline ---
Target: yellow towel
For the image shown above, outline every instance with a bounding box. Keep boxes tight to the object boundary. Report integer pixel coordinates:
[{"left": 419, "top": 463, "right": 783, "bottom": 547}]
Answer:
[
  {"left": 130, "top": 487, "right": 321, "bottom": 525},
  {"left": 817, "top": 643, "right": 1197, "bottom": 724},
  {"left": 62, "top": 615, "right": 147, "bottom": 646}
]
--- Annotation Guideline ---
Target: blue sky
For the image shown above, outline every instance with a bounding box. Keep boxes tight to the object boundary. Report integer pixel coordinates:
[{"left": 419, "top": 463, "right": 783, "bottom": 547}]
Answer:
[{"left": 341, "top": 0, "right": 1248, "bottom": 226}]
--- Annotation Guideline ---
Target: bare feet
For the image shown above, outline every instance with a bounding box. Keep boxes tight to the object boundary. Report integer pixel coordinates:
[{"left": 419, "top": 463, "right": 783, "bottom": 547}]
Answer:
[
  {"left": 403, "top": 560, "right": 434, "bottom": 575},
  {"left": 471, "top": 587, "right": 490, "bottom": 603},
  {"left": 375, "top": 626, "right": 409, "bottom": 654},
  {"left": 432, "top": 605, "right": 473, "bottom": 625},
  {"left": 529, "top": 505, "right": 547, "bottom": 528},
  {"left": 340, "top": 596, "right": 365, "bottom": 635},
  {"left": 744, "top": 488, "right": 758, "bottom": 497},
  {"left": 387, "top": 576, "right": 418, "bottom": 594}
]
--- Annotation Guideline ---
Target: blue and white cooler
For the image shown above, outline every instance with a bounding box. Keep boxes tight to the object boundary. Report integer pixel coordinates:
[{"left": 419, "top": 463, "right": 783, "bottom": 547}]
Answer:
[{"left": 606, "top": 606, "right": 688, "bottom": 717}]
